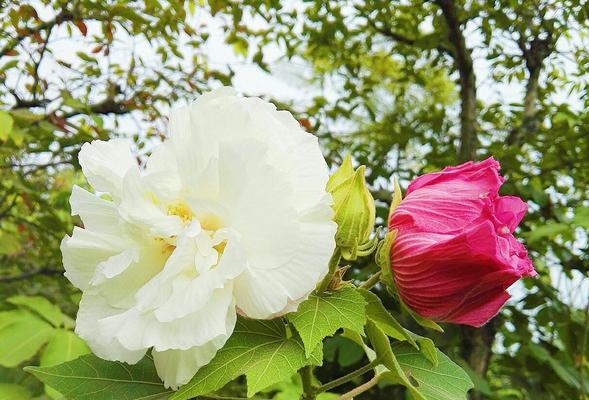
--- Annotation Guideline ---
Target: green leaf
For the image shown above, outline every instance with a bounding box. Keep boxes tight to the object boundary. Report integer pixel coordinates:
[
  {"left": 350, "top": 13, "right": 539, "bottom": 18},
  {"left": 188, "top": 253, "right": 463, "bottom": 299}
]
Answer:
[
  {"left": 0, "top": 110, "right": 14, "bottom": 141},
  {"left": 413, "top": 335, "right": 438, "bottom": 367},
  {"left": 359, "top": 289, "right": 417, "bottom": 348},
  {"left": 7, "top": 296, "right": 63, "bottom": 327},
  {"left": 0, "top": 310, "right": 30, "bottom": 331},
  {"left": 288, "top": 287, "right": 367, "bottom": 357},
  {"left": 391, "top": 342, "right": 473, "bottom": 400},
  {"left": 41, "top": 330, "right": 90, "bottom": 367},
  {"left": 0, "top": 383, "right": 31, "bottom": 400},
  {"left": 365, "top": 321, "right": 425, "bottom": 400},
  {"left": 25, "top": 354, "right": 170, "bottom": 400},
  {"left": 0, "top": 311, "right": 54, "bottom": 367},
  {"left": 40, "top": 329, "right": 91, "bottom": 398},
  {"left": 172, "top": 318, "right": 319, "bottom": 400}
]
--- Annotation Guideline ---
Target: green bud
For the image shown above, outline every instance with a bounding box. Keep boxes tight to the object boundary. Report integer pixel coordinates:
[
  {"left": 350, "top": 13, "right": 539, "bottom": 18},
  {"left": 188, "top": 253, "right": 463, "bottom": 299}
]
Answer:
[{"left": 327, "top": 155, "right": 376, "bottom": 260}]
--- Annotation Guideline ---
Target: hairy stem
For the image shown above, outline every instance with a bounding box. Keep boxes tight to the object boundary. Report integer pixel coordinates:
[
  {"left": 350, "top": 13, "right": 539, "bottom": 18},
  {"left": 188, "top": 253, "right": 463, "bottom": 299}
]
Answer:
[
  {"left": 316, "top": 247, "right": 342, "bottom": 293},
  {"left": 316, "top": 358, "right": 380, "bottom": 394},
  {"left": 339, "top": 374, "right": 380, "bottom": 400},
  {"left": 300, "top": 365, "right": 316, "bottom": 400},
  {"left": 359, "top": 271, "right": 382, "bottom": 290}
]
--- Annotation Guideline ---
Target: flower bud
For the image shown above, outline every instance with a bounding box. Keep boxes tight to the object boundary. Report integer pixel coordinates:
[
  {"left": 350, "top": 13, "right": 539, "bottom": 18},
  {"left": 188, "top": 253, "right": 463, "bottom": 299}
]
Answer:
[
  {"left": 388, "top": 157, "right": 536, "bottom": 327},
  {"left": 327, "top": 155, "right": 376, "bottom": 260}
]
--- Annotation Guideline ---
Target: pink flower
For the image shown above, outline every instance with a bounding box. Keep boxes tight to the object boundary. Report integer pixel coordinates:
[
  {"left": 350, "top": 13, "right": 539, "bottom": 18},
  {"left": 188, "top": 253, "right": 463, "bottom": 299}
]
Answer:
[{"left": 388, "top": 157, "right": 536, "bottom": 327}]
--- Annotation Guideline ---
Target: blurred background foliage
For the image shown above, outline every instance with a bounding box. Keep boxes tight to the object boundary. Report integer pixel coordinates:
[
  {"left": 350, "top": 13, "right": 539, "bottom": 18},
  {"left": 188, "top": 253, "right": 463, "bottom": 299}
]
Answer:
[{"left": 0, "top": 0, "right": 588, "bottom": 399}]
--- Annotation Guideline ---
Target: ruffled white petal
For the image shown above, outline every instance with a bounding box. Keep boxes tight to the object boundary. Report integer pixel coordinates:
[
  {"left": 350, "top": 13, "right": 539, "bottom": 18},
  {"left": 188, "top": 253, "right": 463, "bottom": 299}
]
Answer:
[
  {"left": 61, "top": 227, "right": 128, "bottom": 290},
  {"left": 75, "top": 288, "right": 147, "bottom": 364},
  {"left": 69, "top": 185, "right": 120, "bottom": 234},
  {"left": 152, "top": 299, "right": 236, "bottom": 389},
  {"left": 97, "top": 285, "right": 235, "bottom": 352},
  {"left": 118, "top": 168, "right": 184, "bottom": 238},
  {"left": 154, "top": 231, "right": 246, "bottom": 322},
  {"left": 78, "top": 139, "right": 138, "bottom": 200}
]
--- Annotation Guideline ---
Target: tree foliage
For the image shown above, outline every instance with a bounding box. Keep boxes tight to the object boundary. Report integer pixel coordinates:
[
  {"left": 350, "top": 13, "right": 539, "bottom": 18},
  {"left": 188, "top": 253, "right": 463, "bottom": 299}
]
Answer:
[{"left": 1, "top": 1, "right": 588, "bottom": 399}]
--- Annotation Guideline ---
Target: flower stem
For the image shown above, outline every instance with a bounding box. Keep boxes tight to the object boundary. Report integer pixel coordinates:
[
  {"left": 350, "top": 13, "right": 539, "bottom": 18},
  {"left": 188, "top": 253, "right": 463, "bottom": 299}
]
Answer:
[
  {"left": 339, "top": 374, "right": 381, "bottom": 400},
  {"left": 315, "top": 358, "right": 380, "bottom": 394},
  {"left": 316, "top": 248, "right": 342, "bottom": 293},
  {"left": 300, "top": 365, "right": 316, "bottom": 400},
  {"left": 359, "top": 271, "right": 382, "bottom": 289}
]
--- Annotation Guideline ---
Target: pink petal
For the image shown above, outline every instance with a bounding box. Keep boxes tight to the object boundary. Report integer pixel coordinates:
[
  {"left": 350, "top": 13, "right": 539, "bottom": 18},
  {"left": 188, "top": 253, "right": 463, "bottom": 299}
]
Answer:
[
  {"left": 494, "top": 195, "right": 528, "bottom": 232},
  {"left": 406, "top": 157, "right": 504, "bottom": 197}
]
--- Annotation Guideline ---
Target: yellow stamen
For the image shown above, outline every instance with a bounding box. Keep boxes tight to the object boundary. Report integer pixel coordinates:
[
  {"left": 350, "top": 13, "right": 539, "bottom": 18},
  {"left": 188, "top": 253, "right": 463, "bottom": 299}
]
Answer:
[
  {"left": 214, "top": 240, "right": 227, "bottom": 255},
  {"left": 166, "top": 201, "right": 193, "bottom": 223}
]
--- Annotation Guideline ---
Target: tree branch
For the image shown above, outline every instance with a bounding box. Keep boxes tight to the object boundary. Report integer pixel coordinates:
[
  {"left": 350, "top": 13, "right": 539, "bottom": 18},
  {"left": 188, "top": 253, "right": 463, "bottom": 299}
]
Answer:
[
  {"left": 434, "top": 0, "right": 478, "bottom": 162},
  {"left": 0, "top": 267, "right": 62, "bottom": 283},
  {"left": 61, "top": 97, "right": 132, "bottom": 119},
  {"left": 508, "top": 28, "right": 554, "bottom": 145}
]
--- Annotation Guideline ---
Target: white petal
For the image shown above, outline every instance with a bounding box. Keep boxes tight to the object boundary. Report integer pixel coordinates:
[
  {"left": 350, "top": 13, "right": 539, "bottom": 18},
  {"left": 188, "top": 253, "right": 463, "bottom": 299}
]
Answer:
[
  {"left": 61, "top": 227, "right": 127, "bottom": 290},
  {"left": 70, "top": 185, "right": 119, "bottom": 234},
  {"left": 78, "top": 139, "right": 138, "bottom": 200},
  {"left": 154, "top": 233, "right": 246, "bottom": 322},
  {"left": 144, "top": 143, "right": 183, "bottom": 204},
  {"left": 99, "top": 284, "right": 236, "bottom": 352},
  {"left": 91, "top": 248, "right": 140, "bottom": 285},
  {"left": 118, "top": 168, "right": 183, "bottom": 238},
  {"left": 234, "top": 218, "right": 336, "bottom": 319},
  {"left": 152, "top": 301, "right": 236, "bottom": 389},
  {"left": 216, "top": 140, "right": 299, "bottom": 269},
  {"left": 75, "top": 289, "right": 146, "bottom": 364}
]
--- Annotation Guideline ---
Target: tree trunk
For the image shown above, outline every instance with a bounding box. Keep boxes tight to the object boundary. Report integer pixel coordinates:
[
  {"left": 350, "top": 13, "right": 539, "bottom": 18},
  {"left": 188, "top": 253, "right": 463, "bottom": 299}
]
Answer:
[
  {"left": 435, "top": 0, "right": 478, "bottom": 163},
  {"left": 434, "top": 3, "right": 490, "bottom": 400}
]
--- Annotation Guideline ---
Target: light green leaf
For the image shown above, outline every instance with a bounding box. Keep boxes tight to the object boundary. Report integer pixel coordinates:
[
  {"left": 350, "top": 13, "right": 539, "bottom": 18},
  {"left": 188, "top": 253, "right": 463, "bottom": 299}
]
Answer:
[
  {"left": 0, "top": 311, "right": 54, "bottom": 367},
  {"left": 391, "top": 342, "right": 473, "bottom": 400},
  {"left": 413, "top": 335, "right": 438, "bottom": 367},
  {"left": 359, "top": 289, "right": 417, "bottom": 348},
  {"left": 25, "top": 354, "right": 170, "bottom": 400},
  {"left": 365, "top": 321, "right": 425, "bottom": 400},
  {"left": 0, "top": 110, "right": 13, "bottom": 141},
  {"left": 40, "top": 330, "right": 91, "bottom": 399},
  {"left": 7, "top": 296, "right": 63, "bottom": 327},
  {"left": 288, "top": 287, "right": 367, "bottom": 357},
  {"left": 41, "top": 330, "right": 89, "bottom": 367},
  {"left": 0, "top": 383, "right": 31, "bottom": 400},
  {"left": 0, "top": 310, "right": 31, "bottom": 331},
  {"left": 172, "top": 318, "right": 318, "bottom": 400}
]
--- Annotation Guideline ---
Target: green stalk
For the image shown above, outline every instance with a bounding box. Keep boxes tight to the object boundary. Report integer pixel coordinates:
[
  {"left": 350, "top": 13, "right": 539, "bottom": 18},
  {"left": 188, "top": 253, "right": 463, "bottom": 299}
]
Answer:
[
  {"left": 315, "top": 358, "right": 381, "bottom": 394},
  {"left": 316, "top": 247, "right": 342, "bottom": 293}
]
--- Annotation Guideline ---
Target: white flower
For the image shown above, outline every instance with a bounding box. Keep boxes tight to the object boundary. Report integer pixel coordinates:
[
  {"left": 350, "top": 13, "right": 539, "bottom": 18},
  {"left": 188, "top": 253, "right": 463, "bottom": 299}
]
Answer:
[{"left": 61, "top": 87, "right": 337, "bottom": 388}]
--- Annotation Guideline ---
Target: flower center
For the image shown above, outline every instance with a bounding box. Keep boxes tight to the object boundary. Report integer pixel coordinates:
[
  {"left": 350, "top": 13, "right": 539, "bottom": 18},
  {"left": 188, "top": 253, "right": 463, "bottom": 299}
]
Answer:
[
  {"left": 166, "top": 201, "right": 193, "bottom": 223},
  {"left": 199, "top": 213, "right": 223, "bottom": 232}
]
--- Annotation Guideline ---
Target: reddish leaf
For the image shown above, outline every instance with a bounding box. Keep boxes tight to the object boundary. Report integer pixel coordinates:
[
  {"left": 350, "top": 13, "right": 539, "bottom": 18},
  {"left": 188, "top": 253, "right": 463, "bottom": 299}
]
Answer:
[
  {"left": 75, "top": 20, "right": 88, "bottom": 36},
  {"left": 298, "top": 118, "right": 312, "bottom": 131}
]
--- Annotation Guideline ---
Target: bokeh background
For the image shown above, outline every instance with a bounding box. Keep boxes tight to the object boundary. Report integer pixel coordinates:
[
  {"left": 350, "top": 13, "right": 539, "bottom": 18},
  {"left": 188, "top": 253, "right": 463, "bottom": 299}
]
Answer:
[{"left": 0, "top": 1, "right": 588, "bottom": 399}]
